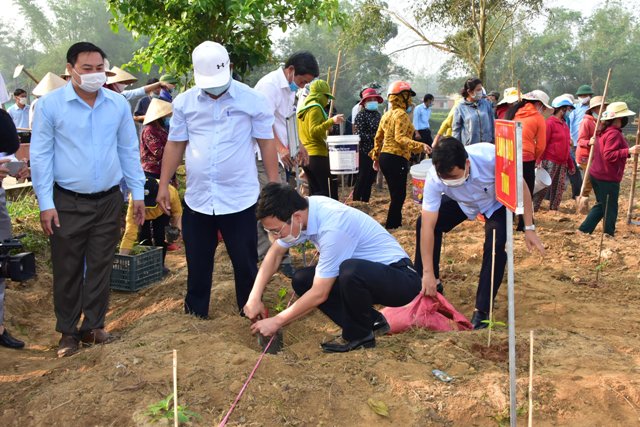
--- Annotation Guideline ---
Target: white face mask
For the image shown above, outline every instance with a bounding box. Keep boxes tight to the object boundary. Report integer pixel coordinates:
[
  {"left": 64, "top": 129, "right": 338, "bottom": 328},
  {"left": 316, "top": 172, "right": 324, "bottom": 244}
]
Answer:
[
  {"left": 280, "top": 216, "right": 305, "bottom": 244},
  {"left": 579, "top": 96, "right": 591, "bottom": 105},
  {"left": 72, "top": 69, "right": 106, "bottom": 93},
  {"left": 17, "top": 96, "right": 27, "bottom": 105},
  {"left": 440, "top": 165, "right": 469, "bottom": 187}
]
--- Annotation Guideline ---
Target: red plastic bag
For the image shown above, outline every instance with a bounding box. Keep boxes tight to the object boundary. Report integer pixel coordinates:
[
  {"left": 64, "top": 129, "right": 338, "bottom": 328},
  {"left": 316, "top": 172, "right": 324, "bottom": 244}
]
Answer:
[{"left": 381, "top": 293, "right": 473, "bottom": 334}]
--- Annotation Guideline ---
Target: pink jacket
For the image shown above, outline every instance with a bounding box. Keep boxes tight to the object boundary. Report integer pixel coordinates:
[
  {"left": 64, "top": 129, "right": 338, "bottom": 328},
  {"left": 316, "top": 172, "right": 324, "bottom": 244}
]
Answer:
[{"left": 590, "top": 126, "right": 630, "bottom": 183}]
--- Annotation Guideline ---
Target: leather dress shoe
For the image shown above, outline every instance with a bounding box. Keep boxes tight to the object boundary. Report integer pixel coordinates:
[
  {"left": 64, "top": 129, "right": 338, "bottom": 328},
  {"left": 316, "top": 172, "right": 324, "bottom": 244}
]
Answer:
[
  {"left": 81, "top": 328, "right": 114, "bottom": 346},
  {"left": 321, "top": 332, "right": 375, "bottom": 353},
  {"left": 471, "top": 310, "right": 490, "bottom": 330},
  {"left": 57, "top": 334, "right": 79, "bottom": 358},
  {"left": 0, "top": 328, "right": 25, "bottom": 349},
  {"left": 372, "top": 314, "right": 391, "bottom": 337}
]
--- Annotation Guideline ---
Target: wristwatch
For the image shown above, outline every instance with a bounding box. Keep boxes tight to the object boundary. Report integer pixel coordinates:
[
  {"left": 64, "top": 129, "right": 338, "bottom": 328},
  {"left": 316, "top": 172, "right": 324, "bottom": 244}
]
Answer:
[{"left": 524, "top": 224, "right": 536, "bottom": 231}]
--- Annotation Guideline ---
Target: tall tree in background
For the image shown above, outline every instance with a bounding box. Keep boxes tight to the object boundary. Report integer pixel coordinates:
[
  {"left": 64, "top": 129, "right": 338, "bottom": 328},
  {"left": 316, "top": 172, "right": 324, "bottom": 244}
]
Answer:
[
  {"left": 107, "top": 0, "right": 342, "bottom": 76},
  {"left": 390, "top": 0, "right": 544, "bottom": 82}
]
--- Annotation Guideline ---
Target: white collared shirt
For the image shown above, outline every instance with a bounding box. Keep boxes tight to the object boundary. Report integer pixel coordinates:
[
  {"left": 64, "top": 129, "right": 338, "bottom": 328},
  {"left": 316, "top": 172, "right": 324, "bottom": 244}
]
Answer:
[
  {"left": 253, "top": 68, "right": 295, "bottom": 147},
  {"left": 422, "top": 143, "right": 503, "bottom": 219},
  {"left": 277, "top": 196, "right": 409, "bottom": 278},
  {"left": 168, "top": 80, "right": 274, "bottom": 215}
]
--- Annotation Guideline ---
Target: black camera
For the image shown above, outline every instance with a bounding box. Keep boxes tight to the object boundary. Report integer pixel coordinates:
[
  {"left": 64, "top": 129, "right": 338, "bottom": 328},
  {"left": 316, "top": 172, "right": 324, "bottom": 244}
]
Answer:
[{"left": 0, "top": 235, "right": 36, "bottom": 281}]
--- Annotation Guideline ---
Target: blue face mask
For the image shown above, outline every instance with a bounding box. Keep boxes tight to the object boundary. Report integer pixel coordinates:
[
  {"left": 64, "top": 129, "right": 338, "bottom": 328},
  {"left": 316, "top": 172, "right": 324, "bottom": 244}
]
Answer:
[
  {"left": 289, "top": 81, "right": 299, "bottom": 92},
  {"left": 406, "top": 105, "right": 413, "bottom": 114},
  {"left": 204, "top": 79, "right": 231, "bottom": 97},
  {"left": 163, "top": 117, "right": 171, "bottom": 128},
  {"left": 365, "top": 101, "right": 378, "bottom": 111}
]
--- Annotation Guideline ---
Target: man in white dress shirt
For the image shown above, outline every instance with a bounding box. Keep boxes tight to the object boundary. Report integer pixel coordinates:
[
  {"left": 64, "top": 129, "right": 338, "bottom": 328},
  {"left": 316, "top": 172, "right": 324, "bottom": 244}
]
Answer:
[
  {"left": 253, "top": 51, "right": 318, "bottom": 277},
  {"left": 157, "top": 41, "right": 279, "bottom": 318}
]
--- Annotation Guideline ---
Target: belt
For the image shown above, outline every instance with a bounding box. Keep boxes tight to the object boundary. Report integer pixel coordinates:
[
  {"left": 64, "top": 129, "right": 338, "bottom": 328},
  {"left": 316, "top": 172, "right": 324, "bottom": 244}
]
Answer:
[
  {"left": 391, "top": 257, "right": 417, "bottom": 273},
  {"left": 54, "top": 183, "right": 120, "bottom": 200}
]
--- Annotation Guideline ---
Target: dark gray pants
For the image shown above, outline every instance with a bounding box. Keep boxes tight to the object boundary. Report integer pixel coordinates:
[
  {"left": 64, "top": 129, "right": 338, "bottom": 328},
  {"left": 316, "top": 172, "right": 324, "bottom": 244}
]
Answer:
[{"left": 51, "top": 187, "right": 122, "bottom": 336}]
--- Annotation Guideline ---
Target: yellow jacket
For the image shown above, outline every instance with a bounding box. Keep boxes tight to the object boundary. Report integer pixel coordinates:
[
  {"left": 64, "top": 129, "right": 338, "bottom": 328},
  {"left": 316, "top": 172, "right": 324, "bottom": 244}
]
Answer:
[
  {"left": 297, "top": 104, "right": 333, "bottom": 156},
  {"left": 120, "top": 185, "right": 182, "bottom": 251},
  {"left": 437, "top": 97, "right": 462, "bottom": 136},
  {"left": 370, "top": 94, "right": 423, "bottom": 161}
]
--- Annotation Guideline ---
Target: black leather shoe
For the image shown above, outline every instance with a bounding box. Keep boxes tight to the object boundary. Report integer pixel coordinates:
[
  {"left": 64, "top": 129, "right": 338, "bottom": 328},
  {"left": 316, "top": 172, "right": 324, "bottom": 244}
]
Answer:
[
  {"left": 471, "top": 310, "right": 489, "bottom": 330},
  {"left": 0, "top": 328, "right": 25, "bottom": 349},
  {"left": 373, "top": 314, "right": 391, "bottom": 337},
  {"left": 321, "top": 332, "right": 375, "bottom": 353}
]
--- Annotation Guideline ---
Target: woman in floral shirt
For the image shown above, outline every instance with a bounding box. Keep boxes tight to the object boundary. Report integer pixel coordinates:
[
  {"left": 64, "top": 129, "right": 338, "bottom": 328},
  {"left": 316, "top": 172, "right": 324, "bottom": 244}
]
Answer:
[
  {"left": 140, "top": 98, "right": 176, "bottom": 186},
  {"left": 353, "top": 88, "right": 383, "bottom": 202}
]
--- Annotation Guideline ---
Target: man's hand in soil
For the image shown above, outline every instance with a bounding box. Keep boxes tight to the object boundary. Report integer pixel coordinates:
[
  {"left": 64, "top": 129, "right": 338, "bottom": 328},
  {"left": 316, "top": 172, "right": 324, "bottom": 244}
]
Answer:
[
  {"left": 524, "top": 230, "right": 545, "bottom": 256},
  {"left": 243, "top": 299, "right": 266, "bottom": 322},
  {"left": 250, "top": 316, "right": 282, "bottom": 337}
]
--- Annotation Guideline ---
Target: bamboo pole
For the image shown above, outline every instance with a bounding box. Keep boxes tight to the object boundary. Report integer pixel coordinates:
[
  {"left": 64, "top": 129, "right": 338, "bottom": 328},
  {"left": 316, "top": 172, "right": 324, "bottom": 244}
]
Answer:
[
  {"left": 517, "top": 80, "right": 522, "bottom": 102},
  {"left": 580, "top": 69, "right": 613, "bottom": 197},
  {"left": 596, "top": 194, "right": 610, "bottom": 283},
  {"left": 173, "top": 349, "right": 178, "bottom": 427},
  {"left": 626, "top": 114, "right": 640, "bottom": 224},
  {"left": 528, "top": 330, "right": 534, "bottom": 427},
  {"left": 328, "top": 51, "right": 342, "bottom": 119},
  {"left": 326, "top": 66, "right": 332, "bottom": 87},
  {"left": 487, "top": 229, "right": 496, "bottom": 347}
]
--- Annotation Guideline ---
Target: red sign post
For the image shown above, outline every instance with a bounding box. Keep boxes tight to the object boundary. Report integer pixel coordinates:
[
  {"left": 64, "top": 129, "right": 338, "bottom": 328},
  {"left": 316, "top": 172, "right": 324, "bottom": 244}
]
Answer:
[
  {"left": 494, "top": 119, "right": 523, "bottom": 427},
  {"left": 495, "top": 119, "right": 524, "bottom": 214}
]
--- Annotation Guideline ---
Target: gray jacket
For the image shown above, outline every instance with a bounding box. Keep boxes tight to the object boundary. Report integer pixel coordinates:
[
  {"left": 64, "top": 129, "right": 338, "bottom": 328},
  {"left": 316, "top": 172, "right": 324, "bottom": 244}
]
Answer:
[{"left": 453, "top": 98, "right": 495, "bottom": 145}]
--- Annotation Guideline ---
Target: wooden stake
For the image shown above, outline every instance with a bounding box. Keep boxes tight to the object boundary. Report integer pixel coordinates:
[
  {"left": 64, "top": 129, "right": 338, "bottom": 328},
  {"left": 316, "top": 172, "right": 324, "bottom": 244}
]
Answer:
[
  {"left": 528, "top": 330, "right": 534, "bottom": 427},
  {"left": 488, "top": 229, "right": 496, "bottom": 347},
  {"left": 173, "top": 349, "right": 178, "bottom": 427},
  {"left": 517, "top": 80, "right": 522, "bottom": 102},
  {"left": 596, "top": 194, "right": 610, "bottom": 283},
  {"left": 580, "top": 68, "right": 613, "bottom": 197},
  {"left": 328, "top": 51, "right": 342, "bottom": 119},
  {"left": 326, "top": 66, "right": 331, "bottom": 87},
  {"left": 626, "top": 114, "right": 640, "bottom": 224}
]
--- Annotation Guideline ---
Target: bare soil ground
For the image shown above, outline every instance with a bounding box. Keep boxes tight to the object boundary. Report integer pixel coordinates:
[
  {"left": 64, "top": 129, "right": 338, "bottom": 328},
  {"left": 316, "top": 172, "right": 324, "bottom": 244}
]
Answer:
[{"left": 1, "top": 165, "right": 640, "bottom": 426}]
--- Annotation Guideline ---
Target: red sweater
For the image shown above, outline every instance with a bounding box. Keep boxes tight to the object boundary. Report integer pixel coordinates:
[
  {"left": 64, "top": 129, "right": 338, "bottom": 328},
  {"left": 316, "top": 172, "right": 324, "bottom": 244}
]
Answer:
[
  {"left": 590, "top": 126, "right": 630, "bottom": 183},
  {"left": 542, "top": 116, "right": 574, "bottom": 171},
  {"left": 577, "top": 114, "right": 597, "bottom": 165}
]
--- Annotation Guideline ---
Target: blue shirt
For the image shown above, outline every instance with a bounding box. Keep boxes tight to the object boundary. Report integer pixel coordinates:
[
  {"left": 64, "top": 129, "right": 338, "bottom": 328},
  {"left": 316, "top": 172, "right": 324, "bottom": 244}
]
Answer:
[
  {"left": 412, "top": 103, "right": 431, "bottom": 130},
  {"left": 277, "top": 196, "right": 409, "bottom": 278},
  {"left": 168, "top": 80, "right": 274, "bottom": 215},
  {"left": 569, "top": 102, "right": 588, "bottom": 146},
  {"left": 453, "top": 98, "right": 495, "bottom": 145},
  {"left": 422, "top": 143, "right": 503, "bottom": 219},
  {"left": 8, "top": 103, "right": 30, "bottom": 131},
  {"left": 30, "top": 83, "right": 145, "bottom": 211}
]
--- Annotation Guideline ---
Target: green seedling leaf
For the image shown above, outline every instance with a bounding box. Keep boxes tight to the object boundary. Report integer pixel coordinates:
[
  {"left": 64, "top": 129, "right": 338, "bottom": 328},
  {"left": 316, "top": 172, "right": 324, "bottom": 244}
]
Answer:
[{"left": 367, "top": 398, "right": 389, "bottom": 417}]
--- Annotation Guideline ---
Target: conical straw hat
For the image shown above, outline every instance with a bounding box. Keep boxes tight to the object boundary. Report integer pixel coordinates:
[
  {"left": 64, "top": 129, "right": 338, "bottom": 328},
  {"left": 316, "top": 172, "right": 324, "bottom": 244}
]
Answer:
[
  {"left": 106, "top": 66, "right": 138, "bottom": 85},
  {"left": 32, "top": 72, "right": 67, "bottom": 97},
  {"left": 143, "top": 98, "right": 173, "bottom": 125}
]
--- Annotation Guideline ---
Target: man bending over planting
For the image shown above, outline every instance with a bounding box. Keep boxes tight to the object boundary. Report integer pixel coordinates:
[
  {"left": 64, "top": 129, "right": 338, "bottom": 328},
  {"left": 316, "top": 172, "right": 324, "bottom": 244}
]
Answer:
[{"left": 245, "top": 183, "right": 421, "bottom": 353}]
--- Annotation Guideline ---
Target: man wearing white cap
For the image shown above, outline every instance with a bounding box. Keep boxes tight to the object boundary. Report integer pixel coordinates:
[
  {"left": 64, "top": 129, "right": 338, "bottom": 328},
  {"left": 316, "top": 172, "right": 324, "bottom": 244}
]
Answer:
[{"left": 157, "top": 41, "right": 279, "bottom": 319}]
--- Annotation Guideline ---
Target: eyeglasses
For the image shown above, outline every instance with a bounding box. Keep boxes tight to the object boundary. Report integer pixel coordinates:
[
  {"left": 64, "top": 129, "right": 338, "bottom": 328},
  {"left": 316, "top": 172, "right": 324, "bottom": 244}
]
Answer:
[{"left": 263, "top": 221, "right": 289, "bottom": 237}]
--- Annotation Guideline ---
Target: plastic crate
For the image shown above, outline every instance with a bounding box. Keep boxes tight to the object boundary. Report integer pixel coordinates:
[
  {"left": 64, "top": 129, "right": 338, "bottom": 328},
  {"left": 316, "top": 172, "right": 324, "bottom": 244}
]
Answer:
[{"left": 110, "top": 247, "right": 163, "bottom": 292}]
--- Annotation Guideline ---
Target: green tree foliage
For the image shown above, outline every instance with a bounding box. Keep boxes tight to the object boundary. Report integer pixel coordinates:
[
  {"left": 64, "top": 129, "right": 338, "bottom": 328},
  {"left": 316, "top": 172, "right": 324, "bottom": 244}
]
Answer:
[
  {"left": 106, "top": 0, "right": 343, "bottom": 76},
  {"left": 1, "top": 0, "right": 147, "bottom": 94}
]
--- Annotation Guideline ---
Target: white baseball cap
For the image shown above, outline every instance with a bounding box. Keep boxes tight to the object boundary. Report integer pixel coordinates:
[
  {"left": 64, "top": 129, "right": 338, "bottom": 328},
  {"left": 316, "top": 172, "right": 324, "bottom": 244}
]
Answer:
[{"left": 192, "top": 41, "right": 231, "bottom": 88}]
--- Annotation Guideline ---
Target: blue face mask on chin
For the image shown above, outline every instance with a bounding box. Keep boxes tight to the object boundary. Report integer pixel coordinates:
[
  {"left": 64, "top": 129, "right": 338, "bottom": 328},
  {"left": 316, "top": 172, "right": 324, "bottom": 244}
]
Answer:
[
  {"left": 204, "top": 79, "right": 231, "bottom": 97},
  {"left": 406, "top": 105, "right": 413, "bottom": 114},
  {"left": 289, "top": 81, "right": 299, "bottom": 92}
]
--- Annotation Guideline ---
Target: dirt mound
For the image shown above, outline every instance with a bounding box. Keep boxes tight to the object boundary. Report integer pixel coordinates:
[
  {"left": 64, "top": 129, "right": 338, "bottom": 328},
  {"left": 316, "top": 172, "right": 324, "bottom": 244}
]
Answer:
[{"left": 2, "top": 168, "right": 640, "bottom": 426}]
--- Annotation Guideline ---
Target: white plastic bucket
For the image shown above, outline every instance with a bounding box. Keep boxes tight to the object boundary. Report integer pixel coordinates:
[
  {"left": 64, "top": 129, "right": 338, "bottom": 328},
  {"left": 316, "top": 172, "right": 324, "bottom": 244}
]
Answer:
[
  {"left": 534, "top": 167, "right": 551, "bottom": 194},
  {"left": 328, "top": 135, "right": 359, "bottom": 175},
  {"left": 410, "top": 161, "right": 433, "bottom": 205}
]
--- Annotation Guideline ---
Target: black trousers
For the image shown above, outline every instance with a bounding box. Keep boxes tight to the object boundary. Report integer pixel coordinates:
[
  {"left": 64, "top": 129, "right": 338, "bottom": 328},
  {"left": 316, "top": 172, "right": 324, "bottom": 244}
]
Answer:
[
  {"left": 414, "top": 197, "right": 507, "bottom": 313},
  {"left": 353, "top": 151, "right": 376, "bottom": 202},
  {"left": 418, "top": 129, "right": 433, "bottom": 147},
  {"left": 379, "top": 152, "right": 409, "bottom": 229},
  {"left": 181, "top": 203, "right": 258, "bottom": 317},
  {"left": 517, "top": 160, "right": 536, "bottom": 231},
  {"left": 292, "top": 258, "right": 420, "bottom": 340},
  {"left": 568, "top": 148, "right": 582, "bottom": 198},
  {"left": 51, "top": 187, "right": 123, "bottom": 335},
  {"left": 303, "top": 155, "right": 338, "bottom": 200},
  {"left": 139, "top": 214, "right": 169, "bottom": 265}
]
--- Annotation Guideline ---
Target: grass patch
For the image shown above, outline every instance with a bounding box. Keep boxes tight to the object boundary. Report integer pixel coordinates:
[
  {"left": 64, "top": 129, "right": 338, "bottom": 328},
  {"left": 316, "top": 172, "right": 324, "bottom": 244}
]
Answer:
[{"left": 7, "top": 193, "right": 49, "bottom": 255}]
